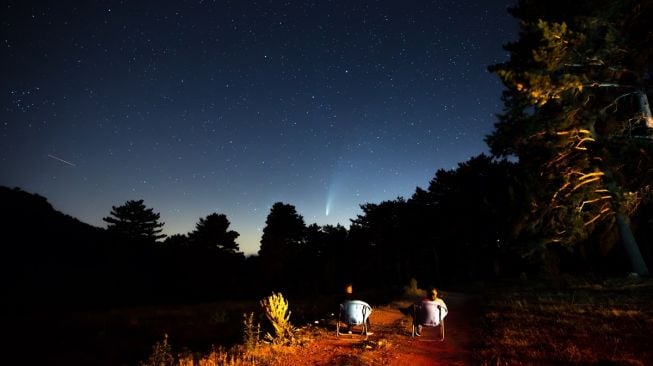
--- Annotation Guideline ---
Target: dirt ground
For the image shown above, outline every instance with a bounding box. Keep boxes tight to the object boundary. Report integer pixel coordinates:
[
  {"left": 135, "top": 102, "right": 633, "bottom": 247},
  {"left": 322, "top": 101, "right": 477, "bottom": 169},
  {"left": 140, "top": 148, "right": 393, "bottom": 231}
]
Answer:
[{"left": 278, "top": 292, "right": 480, "bottom": 365}]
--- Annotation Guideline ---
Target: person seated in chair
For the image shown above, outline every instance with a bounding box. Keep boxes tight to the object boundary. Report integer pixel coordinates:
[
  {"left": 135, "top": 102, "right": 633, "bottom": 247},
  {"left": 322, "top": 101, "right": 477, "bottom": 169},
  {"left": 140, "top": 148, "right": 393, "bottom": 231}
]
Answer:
[{"left": 415, "top": 287, "right": 447, "bottom": 336}]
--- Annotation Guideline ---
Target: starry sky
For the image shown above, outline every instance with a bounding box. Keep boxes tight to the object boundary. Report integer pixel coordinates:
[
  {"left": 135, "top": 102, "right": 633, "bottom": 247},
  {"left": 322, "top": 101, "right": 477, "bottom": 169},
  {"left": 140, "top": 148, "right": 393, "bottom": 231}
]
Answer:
[{"left": 1, "top": 0, "right": 516, "bottom": 254}]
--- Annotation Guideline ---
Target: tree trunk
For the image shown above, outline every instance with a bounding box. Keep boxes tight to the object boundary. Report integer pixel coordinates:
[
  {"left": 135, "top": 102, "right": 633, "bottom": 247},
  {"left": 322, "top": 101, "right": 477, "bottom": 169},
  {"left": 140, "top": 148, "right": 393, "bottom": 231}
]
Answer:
[
  {"left": 620, "top": 90, "right": 652, "bottom": 274},
  {"left": 638, "top": 91, "right": 653, "bottom": 129},
  {"left": 591, "top": 119, "right": 650, "bottom": 276},
  {"left": 603, "top": 166, "right": 649, "bottom": 275},
  {"left": 615, "top": 211, "right": 649, "bottom": 275}
]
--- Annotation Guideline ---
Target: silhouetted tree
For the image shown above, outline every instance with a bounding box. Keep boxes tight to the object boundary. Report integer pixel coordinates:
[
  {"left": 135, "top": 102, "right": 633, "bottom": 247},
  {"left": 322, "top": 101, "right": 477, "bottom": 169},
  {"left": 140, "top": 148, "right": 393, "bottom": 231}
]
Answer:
[
  {"left": 189, "top": 213, "right": 240, "bottom": 253},
  {"left": 103, "top": 199, "right": 165, "bottom": 244},
  {"left": 176, "top": 213, "right": 244, "bottom": 298},
  {"left": 302, "top": 223, "right": 349, "bottom": 293},
  {"left": 102, "top": 199, "right": 165, "bottom": 301},
  {"left": 344, "top": 154, "right": 526, "bottom": 288},
  {"left": 258, "top": 202, "right": 306, "bottom": 290},
  {"left": 422, "top": 155, "right": 525, "bottom": 281},
  {"left": 350, "top": 198, "right": 411, "bottom": 287},
  {"left": 163, "top": 233, "right": 189, "bottom": 248}
]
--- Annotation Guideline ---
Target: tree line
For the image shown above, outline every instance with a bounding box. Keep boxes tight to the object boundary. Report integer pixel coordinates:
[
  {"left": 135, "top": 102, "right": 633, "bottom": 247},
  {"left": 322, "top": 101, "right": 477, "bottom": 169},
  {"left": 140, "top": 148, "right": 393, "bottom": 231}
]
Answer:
[{"left": 2, "top": 155, "right": 523, "bottom": 310}]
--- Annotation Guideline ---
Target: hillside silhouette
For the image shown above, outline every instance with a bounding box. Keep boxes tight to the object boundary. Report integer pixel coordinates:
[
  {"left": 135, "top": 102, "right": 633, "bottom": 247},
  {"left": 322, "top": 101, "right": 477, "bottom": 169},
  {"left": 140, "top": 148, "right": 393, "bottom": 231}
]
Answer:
[
  {"left": 1, "top": 186, "right": 253, "bottom": 311},
  {"left": 1, "top": 186, "right": 108, "bottom": 311}
]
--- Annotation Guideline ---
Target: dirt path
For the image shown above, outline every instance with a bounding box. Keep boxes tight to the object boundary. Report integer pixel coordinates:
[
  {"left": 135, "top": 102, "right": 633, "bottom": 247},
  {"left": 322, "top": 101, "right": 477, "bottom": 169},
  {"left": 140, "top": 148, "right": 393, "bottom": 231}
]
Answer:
[{"left": 280, "top": 292, "right": 481, "bottom": 365}]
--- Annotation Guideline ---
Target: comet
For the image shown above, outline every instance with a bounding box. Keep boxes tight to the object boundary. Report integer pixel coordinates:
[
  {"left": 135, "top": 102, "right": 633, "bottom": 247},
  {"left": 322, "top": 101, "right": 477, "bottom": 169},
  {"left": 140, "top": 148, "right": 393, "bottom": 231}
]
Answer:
[
  {"left": 326, "top": 184, "right": 336, "bottom": 217},
  {"left": 47, "top": 154, "right": 76, "bottom": 167},
  {"left": 325, "top": 198, "right": 331, "bottom": 216}
]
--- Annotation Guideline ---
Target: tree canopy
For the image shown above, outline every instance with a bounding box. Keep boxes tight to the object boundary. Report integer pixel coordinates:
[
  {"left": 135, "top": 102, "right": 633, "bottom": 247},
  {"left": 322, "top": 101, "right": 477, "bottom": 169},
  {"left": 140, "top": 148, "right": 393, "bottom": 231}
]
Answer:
[
  {"left": 258, "top": 202, "right": 307, "bottom": 288},
  {"left": 258, "top": 202, "right": 306, "bottom": 259},
  {"left": 103, "top": 199, "right": 166, "bottom": 243},
  {"left": 188, "top": 213, "right": 240, "bottom": 253},
  {"left": 487, "top": 0, "right": 653, "bottom": 273}
]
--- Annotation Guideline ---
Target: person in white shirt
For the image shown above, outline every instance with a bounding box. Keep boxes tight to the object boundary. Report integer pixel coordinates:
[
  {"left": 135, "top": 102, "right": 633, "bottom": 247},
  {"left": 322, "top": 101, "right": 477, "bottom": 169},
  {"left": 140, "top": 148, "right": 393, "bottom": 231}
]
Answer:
[{"left": 415, "top": 287, "right": 448, "bottom": 336}]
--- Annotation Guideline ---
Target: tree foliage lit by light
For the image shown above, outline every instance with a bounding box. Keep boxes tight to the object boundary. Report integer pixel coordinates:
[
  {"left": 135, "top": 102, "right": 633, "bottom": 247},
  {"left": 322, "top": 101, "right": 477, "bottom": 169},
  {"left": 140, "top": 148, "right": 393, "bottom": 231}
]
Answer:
[{"left": 488, "top": 0, "right": 652, "bottom": 273}]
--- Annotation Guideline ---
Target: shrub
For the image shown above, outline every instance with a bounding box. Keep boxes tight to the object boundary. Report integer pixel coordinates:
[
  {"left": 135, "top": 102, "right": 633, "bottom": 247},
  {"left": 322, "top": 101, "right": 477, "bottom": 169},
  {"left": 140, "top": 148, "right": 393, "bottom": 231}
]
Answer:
[
  {"left": 403, "top": 278, "right": 425, "bottom": 298},
  {"left": 242, "top": 312, "right": 261, "bottom": 351},
  {"left": 260, "top": 292, "right": 295, "bottom": 344}
]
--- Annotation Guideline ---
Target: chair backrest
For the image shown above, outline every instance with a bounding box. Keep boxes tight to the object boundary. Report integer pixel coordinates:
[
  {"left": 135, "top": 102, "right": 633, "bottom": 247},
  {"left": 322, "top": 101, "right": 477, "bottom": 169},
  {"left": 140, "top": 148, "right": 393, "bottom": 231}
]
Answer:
[
  {"left": 414, "top": 300, "right": 447, "bottom": 327},
  {"left": 340, "top": 300, "right": 372, "bottom": 325}
]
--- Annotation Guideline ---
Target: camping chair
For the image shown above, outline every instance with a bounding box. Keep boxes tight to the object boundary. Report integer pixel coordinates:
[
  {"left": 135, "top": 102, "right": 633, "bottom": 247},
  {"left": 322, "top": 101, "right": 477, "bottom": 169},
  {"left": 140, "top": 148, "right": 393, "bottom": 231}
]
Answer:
[
  {"left": 336, "top": 300, "right": 372, "bottom": 340},
  {"left": 411, "top": 300, "right": 447, "bottom": 341}
]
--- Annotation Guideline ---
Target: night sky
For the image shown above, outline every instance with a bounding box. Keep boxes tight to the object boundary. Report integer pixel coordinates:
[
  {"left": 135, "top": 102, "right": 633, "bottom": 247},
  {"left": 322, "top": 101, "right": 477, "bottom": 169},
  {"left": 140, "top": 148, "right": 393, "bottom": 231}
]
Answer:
[{"left": 1, "top": 1, "right": 516, "bottom": 254}]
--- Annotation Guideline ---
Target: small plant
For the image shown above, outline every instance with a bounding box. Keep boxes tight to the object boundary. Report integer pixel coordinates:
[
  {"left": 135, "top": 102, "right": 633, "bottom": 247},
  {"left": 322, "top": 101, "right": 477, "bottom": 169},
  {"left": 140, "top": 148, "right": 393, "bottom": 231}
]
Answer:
[
  {"left": 141, "top": 333, "right": 174, "bottom": 366},
  {"left": 242, "top": 312, "right": 261, "bottom": 351},
  {"left": 260, "top": 292, "right": 295, "bottom": 344}
]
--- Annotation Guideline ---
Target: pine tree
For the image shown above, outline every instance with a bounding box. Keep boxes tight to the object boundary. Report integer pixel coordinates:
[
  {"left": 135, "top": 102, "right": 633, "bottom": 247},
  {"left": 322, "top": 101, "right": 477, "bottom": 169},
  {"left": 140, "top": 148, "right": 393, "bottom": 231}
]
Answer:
[
  {"left": 103, "top": 199, "right": 165, "bottom": 243},
  {"left": 259, "top": 202, "right": 306, "bottom": 258},
  {"left": 488, "top": 0, "right": 652, "bottom": 273},
  {"left": 188, "top": 213, "right": 240, "bottom": 253},
  {"left": 258, "top": 202, "right": 306, "bottom": 286}
]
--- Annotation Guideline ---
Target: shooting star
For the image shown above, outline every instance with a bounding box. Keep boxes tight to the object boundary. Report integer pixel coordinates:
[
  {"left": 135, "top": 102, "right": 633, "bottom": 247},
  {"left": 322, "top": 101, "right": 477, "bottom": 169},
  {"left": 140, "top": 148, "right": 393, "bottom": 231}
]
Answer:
[{"left": 47, "top": 154, "right": 76, "bottom": 167}]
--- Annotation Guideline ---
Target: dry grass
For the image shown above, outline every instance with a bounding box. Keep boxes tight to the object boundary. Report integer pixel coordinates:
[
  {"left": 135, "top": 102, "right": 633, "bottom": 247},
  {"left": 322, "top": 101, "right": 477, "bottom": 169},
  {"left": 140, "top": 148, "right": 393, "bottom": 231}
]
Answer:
[
  {"left": 176, "top": 344, "right": 297, "bottom": 366},
  {"left": 475, "top": 275, "right": 653, "bottom": 365},
  {"left": 142, "top": 316, "right": 325, "bottom": 366}
]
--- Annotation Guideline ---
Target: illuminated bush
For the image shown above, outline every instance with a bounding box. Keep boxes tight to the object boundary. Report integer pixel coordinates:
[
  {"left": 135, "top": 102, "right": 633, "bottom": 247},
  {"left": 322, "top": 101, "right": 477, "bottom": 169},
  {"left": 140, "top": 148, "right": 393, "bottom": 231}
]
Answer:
[{"left": 260, "top": 292, "right": 295, "bottom": 344}]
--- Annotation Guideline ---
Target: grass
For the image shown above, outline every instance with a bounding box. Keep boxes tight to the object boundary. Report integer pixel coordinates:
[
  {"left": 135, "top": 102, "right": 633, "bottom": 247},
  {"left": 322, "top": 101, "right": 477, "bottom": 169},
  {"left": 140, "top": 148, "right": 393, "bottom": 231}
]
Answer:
[
  {"left": 139, "top": 299, "right": 401, "bottom": 366},
  {"left": 7, "top": 300, "right": 258, "bottom": 366},
  {"left": 142, "top": 322, "right": 328, "bottom": 366},
  {"left": 475, "top": 275, "right": 653, "bottom": 365},
  {"left": 21, "top": 277, "right": 651, "bottom": 365},
  {"left": 139, "top": 291, "right": 333, "bottom": 366}
]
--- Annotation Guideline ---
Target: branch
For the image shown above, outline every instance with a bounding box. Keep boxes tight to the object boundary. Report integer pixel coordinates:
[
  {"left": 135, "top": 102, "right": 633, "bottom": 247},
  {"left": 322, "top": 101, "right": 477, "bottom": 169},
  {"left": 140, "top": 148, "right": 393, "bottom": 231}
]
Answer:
[
  {"left": 574, "top": 136, "right": 595, "bottom": 150},
  {"left": 578, "top": 195, "right": 612, "bottom": 212},
  {"left": 578, "top": 171, "right": 605, "bottom": 181},
  {"left": 545, "top": 151, "right": 572, "bottom": 168},
  {"left": 572, "top": 176, "right": 602, "bottom": 191},
  {"left": 583, "top": 207, "right": 611, "bottom": 226},
  {"left": 552, "top": 182, "right": 571, "bottom": 201},
  {"left": 600, "top": 91, "right": 638, "bottom": 114}
]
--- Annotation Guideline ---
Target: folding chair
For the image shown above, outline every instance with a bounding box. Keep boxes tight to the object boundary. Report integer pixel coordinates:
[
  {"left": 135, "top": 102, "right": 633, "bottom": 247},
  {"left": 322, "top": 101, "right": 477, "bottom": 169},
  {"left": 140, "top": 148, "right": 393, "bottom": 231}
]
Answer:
[
  {"left": 411, "top": 300, "right": 447, "bottom": 341},
  {"left": 336, "top": 300, "right": 372, "bottom": 340}
]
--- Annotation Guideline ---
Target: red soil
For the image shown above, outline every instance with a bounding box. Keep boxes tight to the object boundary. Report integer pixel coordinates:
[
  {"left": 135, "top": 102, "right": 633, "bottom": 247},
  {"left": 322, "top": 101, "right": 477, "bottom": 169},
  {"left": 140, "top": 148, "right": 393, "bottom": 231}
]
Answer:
[{"left": 279, "top": 292, "right": 480, "bottom": 365}]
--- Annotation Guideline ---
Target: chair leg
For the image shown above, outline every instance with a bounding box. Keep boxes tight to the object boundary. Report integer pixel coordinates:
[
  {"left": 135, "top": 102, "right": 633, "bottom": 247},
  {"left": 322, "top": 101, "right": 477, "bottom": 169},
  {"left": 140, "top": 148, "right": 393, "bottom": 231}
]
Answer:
[
  {"left": 336, "top": 320, "right": 340, "bottom": 336},
  {"left": 411, "top": 304, "right": 417, "bottom": 337},
  {"left": 438, "top": 320, "right": 445, "bottom": 341}
]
